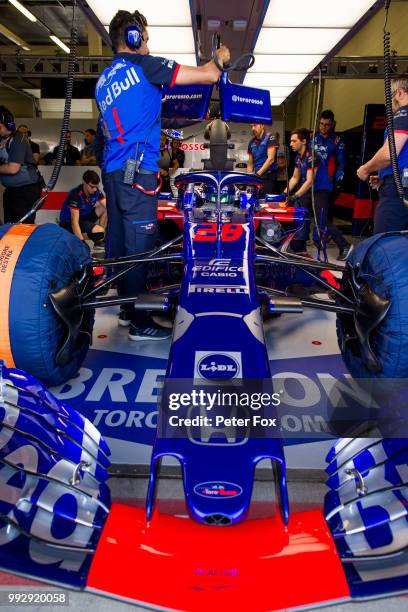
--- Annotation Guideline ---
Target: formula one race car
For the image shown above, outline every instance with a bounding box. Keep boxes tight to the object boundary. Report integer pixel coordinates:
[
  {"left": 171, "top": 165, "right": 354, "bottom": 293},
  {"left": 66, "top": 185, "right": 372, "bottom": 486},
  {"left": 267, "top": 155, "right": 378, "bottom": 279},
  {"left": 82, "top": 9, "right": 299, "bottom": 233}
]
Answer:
[{"left": 0, "top": 71, "right": 408, "bottom": 610}]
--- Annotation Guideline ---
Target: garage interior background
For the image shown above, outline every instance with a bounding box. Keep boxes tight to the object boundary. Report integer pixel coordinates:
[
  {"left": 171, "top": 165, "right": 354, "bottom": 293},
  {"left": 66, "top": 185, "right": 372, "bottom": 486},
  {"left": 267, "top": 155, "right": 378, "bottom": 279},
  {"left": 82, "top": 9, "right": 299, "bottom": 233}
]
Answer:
[
  {"left": 0, "top": 1, "right": 408, "bottom": 217},
  {"left": 0, "top": 0, "right": 407, "bottom": 471}
]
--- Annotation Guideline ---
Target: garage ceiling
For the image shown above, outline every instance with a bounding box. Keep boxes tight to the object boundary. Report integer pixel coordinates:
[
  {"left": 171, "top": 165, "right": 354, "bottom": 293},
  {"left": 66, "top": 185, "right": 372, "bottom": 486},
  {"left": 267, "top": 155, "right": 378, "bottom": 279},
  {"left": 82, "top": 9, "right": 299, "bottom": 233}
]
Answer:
[
  {"left": 0, "top": 0, "right": 88, "bottom": 49},
  {"left": 0, "top": 0, "right": 387, "bottom": 106}
]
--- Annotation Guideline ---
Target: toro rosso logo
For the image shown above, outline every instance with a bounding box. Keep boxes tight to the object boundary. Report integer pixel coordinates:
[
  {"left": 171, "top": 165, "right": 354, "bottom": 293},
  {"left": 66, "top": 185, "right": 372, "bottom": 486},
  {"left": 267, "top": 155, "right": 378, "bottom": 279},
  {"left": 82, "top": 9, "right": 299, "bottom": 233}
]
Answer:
[
  {"left": 194, "top": 481, "right": 243, "bottom": 498},
  {"left": 195, "top": 351, "right": 241, "bottom": 380}
]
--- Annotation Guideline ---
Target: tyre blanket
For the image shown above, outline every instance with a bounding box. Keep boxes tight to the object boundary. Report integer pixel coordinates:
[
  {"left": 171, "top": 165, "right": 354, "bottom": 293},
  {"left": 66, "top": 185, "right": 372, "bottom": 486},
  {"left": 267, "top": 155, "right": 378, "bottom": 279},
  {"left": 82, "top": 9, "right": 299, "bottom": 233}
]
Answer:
[
  {"left": 339, "top": 231, "right": 408, "bottom": 378},
  {"left": 0, "top": 223, "right": 92, "bottom": 385}
]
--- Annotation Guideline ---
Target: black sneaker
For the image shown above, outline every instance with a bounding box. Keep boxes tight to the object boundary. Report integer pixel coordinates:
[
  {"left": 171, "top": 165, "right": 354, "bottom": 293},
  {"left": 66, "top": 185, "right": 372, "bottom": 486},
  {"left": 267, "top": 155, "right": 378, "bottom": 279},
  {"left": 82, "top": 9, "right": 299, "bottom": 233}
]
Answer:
[
  {"left": 128, "top": 322, "right": 172, "bottom": 341},
  {"left": 336, "top": 244, "right": 353, "bottom": 261},
  {"left": 118, "top": 309, "right": 132, "bottom": 327},
  {"left": 92, "top": 239, "right": 106, "bottom": 253}
]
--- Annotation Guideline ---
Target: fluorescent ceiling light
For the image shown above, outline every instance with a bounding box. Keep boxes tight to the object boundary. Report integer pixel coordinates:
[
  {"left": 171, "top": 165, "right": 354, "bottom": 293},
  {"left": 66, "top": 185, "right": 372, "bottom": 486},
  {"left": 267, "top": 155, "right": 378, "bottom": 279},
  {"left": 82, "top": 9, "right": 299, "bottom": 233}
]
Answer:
[
  {"left": 263, "top": 0, "right": 376, "bottom": 28},
  {"left": 269, "top": 97, "right": 285, "bottom": 106},
  {"left": 256, "top": 28, "right": 348, "bottom": 55},
  {"left": 7, "top": 0, "right": 37, "bottom": 22},
  {"left": 0, "top": 23, "right": 30, "bottom": 50},
  {"left": 248, "top": 55, "right": 325, "bottom": 74},
  {"left": 244, "top": 72, "right": 307, "bottom": 87},
  {"left": 87, "top": 0, "right": 192, "bottom": 26},
  {"left": 254, "top": 85, "right": 294, "bottom": 97},
  {"left": 147, "top": 27, "right": 194, "bottom": 54},
  {"left": 50, "top": 35, "right": 70, "bottom": 54},
  {"left": 22, "top": 88, "right": 40, "bottom": 97},
  {"left": 104, "top": 25, "right": 195, "bottom": 55}
]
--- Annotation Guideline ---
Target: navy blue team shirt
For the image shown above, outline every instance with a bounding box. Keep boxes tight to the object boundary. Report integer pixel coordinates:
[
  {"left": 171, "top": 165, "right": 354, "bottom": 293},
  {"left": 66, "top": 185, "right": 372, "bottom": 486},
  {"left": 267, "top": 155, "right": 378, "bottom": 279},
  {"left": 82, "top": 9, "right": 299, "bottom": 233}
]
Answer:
[
  {"left": 379, "top": 104, "right": 408, "bottom": 179},
  {"left": 60, "top": 185, "right": 104, "bottom": 223},
  {"left": 295, "top": 149, "right": 318, "bottom": 186},
  {"left": 312, "top": 131, "right": 345, "bottom": 191},
  {"left": 95, "top": 53, "right": 179, "bottom": 174},
  {"left": 248, "top": 132, "right": 278, "bottom": 173}
]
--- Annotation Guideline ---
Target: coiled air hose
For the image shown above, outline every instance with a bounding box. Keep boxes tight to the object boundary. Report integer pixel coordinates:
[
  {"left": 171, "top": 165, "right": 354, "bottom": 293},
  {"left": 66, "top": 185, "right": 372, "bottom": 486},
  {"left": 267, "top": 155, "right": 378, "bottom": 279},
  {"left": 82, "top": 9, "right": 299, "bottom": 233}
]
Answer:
[
  {"left": 310, "top": 66, "right": 325, "bottom": 256},
  {"left": 18, "top": 0, "right": 79, "bottom": 222}
]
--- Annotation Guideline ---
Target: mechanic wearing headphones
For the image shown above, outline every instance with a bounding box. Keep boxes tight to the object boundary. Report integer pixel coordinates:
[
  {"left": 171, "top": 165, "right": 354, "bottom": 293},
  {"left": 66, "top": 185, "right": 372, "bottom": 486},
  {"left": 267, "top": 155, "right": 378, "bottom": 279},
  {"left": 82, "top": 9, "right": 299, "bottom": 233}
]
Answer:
[
  {"left": 0, "top": 106, "right": 43, "bottom": 224},
  {"left": 247, "top": 124, "right": 279, "bottom": 197},
  {"left": 95, "top": 10, "right": 229, "bottom": 341},
  {"left": 312, "top": 110, "right": 351, "bottom": 260},
  {"left": 357, "top": 77, "right": 408, "bottom": 234},
  {"left": 283, "top": 128, "right": 319, "bottom": 254}
]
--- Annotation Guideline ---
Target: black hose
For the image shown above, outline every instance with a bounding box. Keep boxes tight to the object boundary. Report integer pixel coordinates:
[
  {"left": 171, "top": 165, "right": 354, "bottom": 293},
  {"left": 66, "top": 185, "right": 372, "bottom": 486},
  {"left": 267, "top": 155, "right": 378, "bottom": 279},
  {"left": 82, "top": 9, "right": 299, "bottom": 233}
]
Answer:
[
  {"left": 211, "top": 33, "right": 255, "bottom": 73},
  {"left": 47, "top": 22, "right": 78, "bottom": 192},
  {"left": 18, "top": 0, "right": 79, "bottom": 222},
  {"left": 383, "top": 4, "right": 408, "bottom": 205}
]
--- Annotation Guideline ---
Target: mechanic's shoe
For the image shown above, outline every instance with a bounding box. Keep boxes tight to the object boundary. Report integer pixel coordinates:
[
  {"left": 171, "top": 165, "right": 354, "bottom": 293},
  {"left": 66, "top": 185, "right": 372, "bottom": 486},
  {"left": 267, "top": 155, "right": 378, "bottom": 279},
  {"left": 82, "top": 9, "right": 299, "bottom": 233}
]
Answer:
[
  {"left": 92, "top": 239, "right": 106, "bottom": 253},
  {"left": 118, "top": 309, "right": 132, "bottom": 327},
  {"left": 336, "top": 244, "right": 353, "bottom": 261},
  {"left": 128, "top": 323, "right": 172, "bottom": 341}
]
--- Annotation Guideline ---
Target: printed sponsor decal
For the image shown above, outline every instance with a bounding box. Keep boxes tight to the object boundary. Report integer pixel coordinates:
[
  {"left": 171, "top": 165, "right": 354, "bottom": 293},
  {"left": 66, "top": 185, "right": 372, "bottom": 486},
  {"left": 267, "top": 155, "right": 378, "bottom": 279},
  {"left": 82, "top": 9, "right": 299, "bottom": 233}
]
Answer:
[
  {"left": 195, "top": 351, "right": 242, "bottom": 380},
  {"left": 231, "top": 94, "right": 263, "bottom": 105},
  {"left": 193, "top": 258, "right": 244, "bottom": 278},
  {"left": 188, "top": 285, "right": 249, "bottom": 294},
  {"left": 97, "top": 64, "right": 141, "bottom": 113},
  {"left": 165, "top": 94, "right": 203, "bottom": 100},
  {"left": 181, "top": 143, "right": 205, "bottom": 151},
  {"left": 47, "top": 350, "right": 369, "bottom": 460},
  {"left": 194, "top": 481, "right": 243, "bottom": 498}
]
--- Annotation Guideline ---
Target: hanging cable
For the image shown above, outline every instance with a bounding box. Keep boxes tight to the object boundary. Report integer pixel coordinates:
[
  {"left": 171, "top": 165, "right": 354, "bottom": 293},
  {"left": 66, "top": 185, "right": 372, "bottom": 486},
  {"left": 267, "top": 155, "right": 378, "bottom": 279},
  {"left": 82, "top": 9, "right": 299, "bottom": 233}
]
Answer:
[
  {"left": 282, "top": 102, "right": 290, "bottom": 197},
  {"left": 310, "top": 66, "right": 325, "bottom": 255},
  {"left": 18, "top": 0, "right": 79, "bottom": 223},
  {"left": 383, "top": 0, "right": 408, "bottom": 206}
]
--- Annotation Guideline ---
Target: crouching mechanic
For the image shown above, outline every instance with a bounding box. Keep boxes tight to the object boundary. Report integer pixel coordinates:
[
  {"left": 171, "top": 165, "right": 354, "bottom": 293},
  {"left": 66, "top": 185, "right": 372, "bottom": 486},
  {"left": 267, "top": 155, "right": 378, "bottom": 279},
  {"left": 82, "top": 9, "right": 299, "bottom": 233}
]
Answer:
[
  {"left": 283, "top": 128, "right": 318, "bottom": 254},
  {"left": 95, "top": 10, "right": 230, "bottom": 341},
  {"left": 59, "top": 170, "right": 106, "bottom": 249}
]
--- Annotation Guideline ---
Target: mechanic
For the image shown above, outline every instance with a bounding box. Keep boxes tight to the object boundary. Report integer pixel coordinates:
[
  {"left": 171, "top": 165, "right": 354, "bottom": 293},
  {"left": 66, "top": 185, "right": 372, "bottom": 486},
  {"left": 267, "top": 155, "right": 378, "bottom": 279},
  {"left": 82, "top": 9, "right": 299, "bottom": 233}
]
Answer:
[
  {"left": 95, "top": 9, "right": 230, "bottom": 341},
  {"left": 172, "top": 138, "right": 185, "bottom": 168},
  {"left": 59, "top": 169, "right": 106, "bottom": 250},
  {"left": 247, "top": 123, "right": 279, "bottom": 197},
  {"left": 312, "top": 110, "right": 351, "bottom": 261},
  {"left": 158, "top": 132, "right": 178, "bottom": 194},
  {"left": 283, "top": 128, "right": 319, "bottom": 254},
  {"left": 52, "top": 130, "right": 81, "bottom": 166},
  {"left": 357, "top": 77, "right": 408, "bottom": 234},
  {"left": 17, "top": 124, "right": 40, "bottom": 164},
  {"left": 80, "top": 128, "right": 97, "bottom": 166},
  {"left": 0, "top": 106, "right": 43, "bottom": 224}
]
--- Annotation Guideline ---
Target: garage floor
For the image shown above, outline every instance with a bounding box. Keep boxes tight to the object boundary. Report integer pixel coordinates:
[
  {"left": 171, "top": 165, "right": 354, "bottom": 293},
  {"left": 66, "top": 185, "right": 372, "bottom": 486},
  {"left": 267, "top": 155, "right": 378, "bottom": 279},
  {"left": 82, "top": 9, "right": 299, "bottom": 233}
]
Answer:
[{"left": 1, "top": 241, "right": 405, "bottom": 611}]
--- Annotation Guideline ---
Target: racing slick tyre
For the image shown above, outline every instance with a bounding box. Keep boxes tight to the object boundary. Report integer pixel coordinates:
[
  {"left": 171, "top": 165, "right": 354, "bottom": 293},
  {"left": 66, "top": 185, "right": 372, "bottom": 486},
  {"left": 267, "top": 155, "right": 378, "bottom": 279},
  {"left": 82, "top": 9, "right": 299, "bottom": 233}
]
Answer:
[
  {"left": 337, "top": 232, "right": 408, "bottom": 379},
  {"left": 0, "top": 223, "right": 94, "bottom": 387}
]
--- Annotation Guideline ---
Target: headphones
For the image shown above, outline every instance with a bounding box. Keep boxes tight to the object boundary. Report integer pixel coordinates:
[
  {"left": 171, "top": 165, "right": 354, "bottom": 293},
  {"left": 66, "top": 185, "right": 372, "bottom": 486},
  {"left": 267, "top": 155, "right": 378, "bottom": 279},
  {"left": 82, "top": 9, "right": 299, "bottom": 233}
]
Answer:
[
  {"left": 0, "top": 106, "right": 16, "bottom": 132},
  {"left": 125, "top": 13, "right": 144, "bottom": 50}
]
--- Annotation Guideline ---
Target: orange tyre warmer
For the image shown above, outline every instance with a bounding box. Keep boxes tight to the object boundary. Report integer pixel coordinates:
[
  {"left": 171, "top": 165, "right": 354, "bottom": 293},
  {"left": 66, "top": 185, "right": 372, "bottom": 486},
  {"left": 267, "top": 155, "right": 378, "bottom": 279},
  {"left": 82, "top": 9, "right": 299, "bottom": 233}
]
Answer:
[
  {"left": 0, "top": 225, "right": 37, "bottom": 367},
  {"left": 0, "top": 223, "right": 93, "bottom": 386}
]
